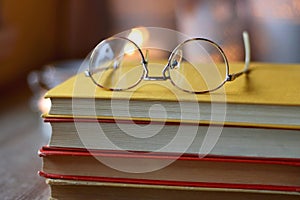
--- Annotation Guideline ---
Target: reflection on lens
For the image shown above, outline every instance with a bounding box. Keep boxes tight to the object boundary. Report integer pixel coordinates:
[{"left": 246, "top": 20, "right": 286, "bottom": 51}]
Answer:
[
  {"left": 168, "top": 39, "right": 228, "bottom": 93},
  {"left": 89, "top": 37, "right": 144, "bottom": 90}
]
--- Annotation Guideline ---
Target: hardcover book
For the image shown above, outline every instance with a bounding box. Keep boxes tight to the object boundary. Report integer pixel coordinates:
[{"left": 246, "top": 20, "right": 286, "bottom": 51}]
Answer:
[
  {"left": 46, "top": 178, "right": 300, "bottom": 200},
  {"left": 39, "top": 146, "right": 300, "bottom": 191},
  {"left": 44, "top": 116, "right": 300, "bottom": 158},
  {"left": 45, "top": 62, "right": 300, "bottom": 129}
]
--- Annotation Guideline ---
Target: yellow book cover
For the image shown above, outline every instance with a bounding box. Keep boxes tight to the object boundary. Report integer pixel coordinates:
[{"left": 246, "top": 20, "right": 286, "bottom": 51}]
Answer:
[{"left": 45, "top": 62, "right": 300, "bottom": 129}]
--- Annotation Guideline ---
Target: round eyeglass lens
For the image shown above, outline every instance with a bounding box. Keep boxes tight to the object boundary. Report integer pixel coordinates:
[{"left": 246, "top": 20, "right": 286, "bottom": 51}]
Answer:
[
  {"left": 168, "top": 39, "right": 228, "bottom": 93},
  {"left": 89, "top": 37, "right": 145, "bottom": 90}
]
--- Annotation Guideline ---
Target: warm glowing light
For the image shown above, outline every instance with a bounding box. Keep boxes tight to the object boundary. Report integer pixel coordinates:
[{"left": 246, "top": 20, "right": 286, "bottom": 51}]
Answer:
[
  {"left": 124, "top": 28, "right": 149, "bottom": 56},
  {"left": 38, "top": 97, "right": 51, "bottom": 114},
  {"left": 128, "top": 29, "right": 144, "bottom": 46},
  {"left": 124, "top": 44, "right": 136, "bottom": 56}
]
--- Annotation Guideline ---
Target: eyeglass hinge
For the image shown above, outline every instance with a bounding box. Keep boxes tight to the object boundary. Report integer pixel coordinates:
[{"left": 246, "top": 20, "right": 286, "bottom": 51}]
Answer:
[
  {"left": 227, "top": 74, "right": 232, "bottom": 81},
  {"left": 227, "top": 74, "right": 236, "bottom": 81},
  {"left": 84, "top": 70, "right": 91, "bottom": 77}
]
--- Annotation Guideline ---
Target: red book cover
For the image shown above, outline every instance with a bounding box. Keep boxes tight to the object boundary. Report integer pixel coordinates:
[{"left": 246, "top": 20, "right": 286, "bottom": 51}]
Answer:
[{"left": 39, "top": 146, "right": 300, "bottom": 193}]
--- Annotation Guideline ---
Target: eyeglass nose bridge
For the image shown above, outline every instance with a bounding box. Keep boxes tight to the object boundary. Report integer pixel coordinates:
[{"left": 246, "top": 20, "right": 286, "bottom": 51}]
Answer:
[{"left": 143, "top": 62, "right": 170, "bottom": 81}]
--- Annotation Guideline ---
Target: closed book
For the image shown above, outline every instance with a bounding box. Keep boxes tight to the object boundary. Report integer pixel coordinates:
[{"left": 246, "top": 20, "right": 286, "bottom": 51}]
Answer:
[
  {"left": 39, "top": 146, "right": 300, "bottom": 192},
  {"left": 45, "top": 62, "right": 300, "bottom": 129},
  {"left": 47, "top": 179, "right": 300, "bottom": 200},
  {"left": 44, "top": 116, "right": 300, "bottom": 158}
]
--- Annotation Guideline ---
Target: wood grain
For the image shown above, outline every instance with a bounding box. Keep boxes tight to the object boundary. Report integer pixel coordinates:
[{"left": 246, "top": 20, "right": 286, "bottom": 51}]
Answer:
[{"left": 0, "top": 103, "right": 50, "bottom": 199}]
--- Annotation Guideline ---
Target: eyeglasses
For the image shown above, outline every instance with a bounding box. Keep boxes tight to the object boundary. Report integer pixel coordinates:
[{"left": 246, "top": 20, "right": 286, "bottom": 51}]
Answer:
[{"left": 85, "top": 31, "right": 250, "bottom": 94}]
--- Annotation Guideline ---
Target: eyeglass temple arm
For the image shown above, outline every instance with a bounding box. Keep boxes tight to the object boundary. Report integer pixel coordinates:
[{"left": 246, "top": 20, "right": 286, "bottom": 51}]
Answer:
[
  {"left": 85, "top": 65, "right": 113, "bottom": 77},
  {"left": 85, "top": 58, "right": 123, "bottom": 77},
  {"left": 228, "top": 31, "right": 251, "bottom": 81}
]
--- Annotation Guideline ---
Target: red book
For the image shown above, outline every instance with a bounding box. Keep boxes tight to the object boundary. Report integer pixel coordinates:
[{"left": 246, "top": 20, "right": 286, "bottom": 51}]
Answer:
[{"left": 39, "top": 146, "right": 300, "bottom": 193}]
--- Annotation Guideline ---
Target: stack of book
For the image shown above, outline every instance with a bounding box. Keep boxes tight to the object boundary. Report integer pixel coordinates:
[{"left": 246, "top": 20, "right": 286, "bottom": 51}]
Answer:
[{"left": 39, "top": 63, "right": 300, "bottom": 199}]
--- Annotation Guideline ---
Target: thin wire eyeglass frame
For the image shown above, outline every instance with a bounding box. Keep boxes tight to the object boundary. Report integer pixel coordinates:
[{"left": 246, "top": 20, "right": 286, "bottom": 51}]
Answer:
[{"left": 85, "top": 31, "right": 251, "bottom": 94}]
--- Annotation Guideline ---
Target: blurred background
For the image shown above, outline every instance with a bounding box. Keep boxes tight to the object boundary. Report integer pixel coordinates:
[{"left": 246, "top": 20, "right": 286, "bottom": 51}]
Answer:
[
  {"left": 1, "top": 0, "right": 300, "bottom": 106},
  {"left": 0, "top": 1, "right": 299, "bottom": 198}
]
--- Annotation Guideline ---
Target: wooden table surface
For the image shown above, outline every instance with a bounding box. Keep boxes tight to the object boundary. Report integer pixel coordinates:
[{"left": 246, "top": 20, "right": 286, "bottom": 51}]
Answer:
[{"left": 0, "top": 100, "right": 50, "bottom": 199}]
